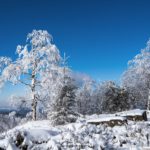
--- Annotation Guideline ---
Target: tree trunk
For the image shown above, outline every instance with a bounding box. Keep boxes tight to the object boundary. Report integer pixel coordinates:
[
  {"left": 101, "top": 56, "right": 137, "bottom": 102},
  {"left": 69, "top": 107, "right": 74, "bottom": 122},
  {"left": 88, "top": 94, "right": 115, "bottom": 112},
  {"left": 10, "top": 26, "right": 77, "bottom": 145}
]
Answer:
[
  {"left": 32, "top": 98, "right": 37, "bottom": 121},
  {"left": 32, "top": 84, "right": 37, "bottom": 121},
  {"left": 147, "top": 88, "right": 150, "bottom": 110},
  {"left": 32, "top": 90, "right": 37, "bottom": 121},
  {"left": 31, "top": 71, "right": 37, "bottom": 121}
]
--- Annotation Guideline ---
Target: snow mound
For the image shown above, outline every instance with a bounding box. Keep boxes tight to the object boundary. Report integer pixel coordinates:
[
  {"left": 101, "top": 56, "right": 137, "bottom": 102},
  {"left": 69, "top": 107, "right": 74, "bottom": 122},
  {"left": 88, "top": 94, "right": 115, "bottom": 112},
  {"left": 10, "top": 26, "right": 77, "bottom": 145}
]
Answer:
[
  {"left": 87, "top": 116, "right": 126, "bottom": 122},
  {"left": 116, "top": 109, "right": 147, "bottom": 121},
  {"left": 116, "top": 109, "right": 146, "bottom": 116},
  {"left": 0, "top": 112, "right": 150, "bottom": 149}
]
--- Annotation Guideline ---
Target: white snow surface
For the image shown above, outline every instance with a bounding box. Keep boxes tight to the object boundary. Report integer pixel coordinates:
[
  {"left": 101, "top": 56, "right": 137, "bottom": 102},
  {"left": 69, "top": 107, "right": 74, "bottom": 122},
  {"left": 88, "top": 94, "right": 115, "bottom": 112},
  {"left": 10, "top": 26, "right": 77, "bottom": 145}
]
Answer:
[
  {"left": 0, "top": 111, "right": 150, "bottom": 149},
  {"left": 87, "top": 116, "right": 127, "bottom": 123},
  {"left": 116, "top": 109, "right": 146, "bottom": 116}
]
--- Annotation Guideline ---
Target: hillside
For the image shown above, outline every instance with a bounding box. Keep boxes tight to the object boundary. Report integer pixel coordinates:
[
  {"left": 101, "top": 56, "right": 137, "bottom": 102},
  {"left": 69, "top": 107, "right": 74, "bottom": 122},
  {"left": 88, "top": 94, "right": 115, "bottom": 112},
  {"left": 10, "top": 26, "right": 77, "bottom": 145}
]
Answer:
[{"left": 0, "top": 110, "right": 150, "bottom": 150}]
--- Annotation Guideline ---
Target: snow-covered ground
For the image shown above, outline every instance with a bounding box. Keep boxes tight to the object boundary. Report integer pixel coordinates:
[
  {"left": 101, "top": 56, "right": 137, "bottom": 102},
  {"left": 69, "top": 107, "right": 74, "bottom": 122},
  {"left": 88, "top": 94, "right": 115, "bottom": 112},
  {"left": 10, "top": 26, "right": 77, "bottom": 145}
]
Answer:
[{"left": 0, "top": 110, "right": 150, "bottom": 150}]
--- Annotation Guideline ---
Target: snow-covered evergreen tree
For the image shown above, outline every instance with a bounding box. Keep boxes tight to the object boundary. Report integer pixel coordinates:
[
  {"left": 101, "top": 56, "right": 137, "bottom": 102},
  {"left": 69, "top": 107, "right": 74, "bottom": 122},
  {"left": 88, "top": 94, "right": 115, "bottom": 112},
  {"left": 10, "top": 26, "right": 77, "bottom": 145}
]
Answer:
[
  {"left": 98, "top": 81, "right": 130, "bottom": 113},
  {"left": 48, "top": 60, "right": 78, "bottom": 125}
]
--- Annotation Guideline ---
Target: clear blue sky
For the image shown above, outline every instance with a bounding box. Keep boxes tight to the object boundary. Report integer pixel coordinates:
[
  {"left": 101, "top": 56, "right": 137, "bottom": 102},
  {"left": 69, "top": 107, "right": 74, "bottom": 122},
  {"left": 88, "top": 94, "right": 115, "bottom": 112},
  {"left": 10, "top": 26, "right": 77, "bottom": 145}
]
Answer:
[{"left": 0, "top": 0, "right": 150, "bottom": 81}]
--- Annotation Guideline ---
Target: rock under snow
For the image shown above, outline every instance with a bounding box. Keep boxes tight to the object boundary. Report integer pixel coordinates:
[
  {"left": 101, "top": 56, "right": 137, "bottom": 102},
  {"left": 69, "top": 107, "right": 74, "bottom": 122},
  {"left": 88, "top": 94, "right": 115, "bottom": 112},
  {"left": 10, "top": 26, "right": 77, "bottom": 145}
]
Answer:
[
  {"left": 116, "top": 109, "right": 147, "bottom": 121},
  {"left": 87, "top": 116, "right": 127, "bottom": 127}
]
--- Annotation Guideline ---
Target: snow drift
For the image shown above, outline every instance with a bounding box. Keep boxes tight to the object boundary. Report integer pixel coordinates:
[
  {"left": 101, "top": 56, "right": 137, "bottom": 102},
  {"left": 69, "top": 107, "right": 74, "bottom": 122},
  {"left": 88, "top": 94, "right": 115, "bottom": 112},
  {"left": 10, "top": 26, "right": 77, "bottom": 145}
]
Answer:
[{"left": 0, "top": 110, "right": 150, "bottom": 150}]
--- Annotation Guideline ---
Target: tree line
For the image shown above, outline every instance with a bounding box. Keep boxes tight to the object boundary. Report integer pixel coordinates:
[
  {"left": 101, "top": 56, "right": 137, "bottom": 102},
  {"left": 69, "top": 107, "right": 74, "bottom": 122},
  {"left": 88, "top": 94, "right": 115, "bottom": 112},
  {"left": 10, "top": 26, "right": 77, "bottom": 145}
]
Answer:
[{"left": 0, "top": 30, "right": 149, "bottom": 126}]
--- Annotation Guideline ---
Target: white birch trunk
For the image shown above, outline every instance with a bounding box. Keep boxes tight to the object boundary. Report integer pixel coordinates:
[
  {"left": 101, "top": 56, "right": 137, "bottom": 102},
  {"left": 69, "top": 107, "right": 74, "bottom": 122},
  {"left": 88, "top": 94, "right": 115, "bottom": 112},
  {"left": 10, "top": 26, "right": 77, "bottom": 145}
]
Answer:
[
  {"left": 147, "top": 89, "right": 150, "bottom": 110},
  {"left": 31, "top": 75, "right": 37, "bottom": 120},
  {"left": 31, "top": 62, "right": 37, "bottom": 121}
]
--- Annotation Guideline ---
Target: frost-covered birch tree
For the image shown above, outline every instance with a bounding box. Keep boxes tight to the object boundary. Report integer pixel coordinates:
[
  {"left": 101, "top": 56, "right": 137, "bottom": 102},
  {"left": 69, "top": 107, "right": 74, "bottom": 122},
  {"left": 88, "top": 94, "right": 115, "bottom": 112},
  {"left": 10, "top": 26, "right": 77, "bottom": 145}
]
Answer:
[
  {"left": 0, "top": 30, "right": 62, "bottom": 120},
  {"left": 0, "top": 57, "right": 12, "bottom": 88},
  {"left": 122, "top": 39, "right": 150, "bottom": 110},
  {"left": 37, "top": 54, "right": 70, "bottom": 114}
]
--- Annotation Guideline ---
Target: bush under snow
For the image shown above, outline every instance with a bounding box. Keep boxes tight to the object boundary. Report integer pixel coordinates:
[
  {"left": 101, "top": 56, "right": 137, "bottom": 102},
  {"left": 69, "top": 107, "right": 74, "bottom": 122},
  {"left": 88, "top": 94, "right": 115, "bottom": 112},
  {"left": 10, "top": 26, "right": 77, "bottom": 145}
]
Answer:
[{"left": 0, "top": 110, "right": 150, "bottom": 150}]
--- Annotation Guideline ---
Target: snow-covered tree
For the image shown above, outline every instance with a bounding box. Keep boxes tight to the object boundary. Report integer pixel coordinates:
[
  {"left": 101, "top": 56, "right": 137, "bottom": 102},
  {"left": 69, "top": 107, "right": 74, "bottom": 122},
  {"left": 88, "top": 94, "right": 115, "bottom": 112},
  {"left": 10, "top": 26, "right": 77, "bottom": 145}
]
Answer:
[
  {"left": 47, "top": 55, "right": 78, "bottom": 125},
  {"left": 0, "top": 30, "right": 62, "bottom": 120},
  {"left": 97, "top": 81, "right": 130, "bottom": 113},
  {"left": 122, "top": 39, "right": 150, "bottom": 110},
  {"left": 0, "top": 111, "right": 21, "bottom": 132},
  {"left": 76, "top": 79, "right": 130, "bottom": 115},
  {"left": 0, "top": 57, "right": 12, "bottom": 88},
  {"left": 76, "top": 79, "right": 95, "bottom": 115},
  {"left": 122, "top": 69, "right": 147, "bottom": 109},
  {"left": 10, "top": 95, "right": 31, "bottom": 112},
  {"left": 0, "top": 57, "right": 12, "bottom": 70},
  {"left": 36, "top": 54, "right": 70, "bottom": 117},
  {"left": 48, "top": 74, "right": 77, "bottom": 126}
]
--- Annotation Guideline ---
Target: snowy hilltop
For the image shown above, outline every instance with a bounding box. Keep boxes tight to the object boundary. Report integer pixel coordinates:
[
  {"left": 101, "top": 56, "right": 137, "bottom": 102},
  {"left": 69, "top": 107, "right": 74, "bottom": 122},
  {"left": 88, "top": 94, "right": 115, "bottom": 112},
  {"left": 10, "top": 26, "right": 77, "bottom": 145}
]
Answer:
[
  {"left": 1, "top": 30, "right": 150, "bottom": 149},
  {"left": 0, "top": 109, "right": 150, "bottom": 150}
]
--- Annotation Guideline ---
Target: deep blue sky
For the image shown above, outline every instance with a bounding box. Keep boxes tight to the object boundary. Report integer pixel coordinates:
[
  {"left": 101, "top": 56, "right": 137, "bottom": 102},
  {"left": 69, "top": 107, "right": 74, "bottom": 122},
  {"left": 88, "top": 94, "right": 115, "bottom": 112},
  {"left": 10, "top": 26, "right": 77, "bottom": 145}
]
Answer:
[{"left": 0, "top": 0, "right": 150, "bottom": 81}]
